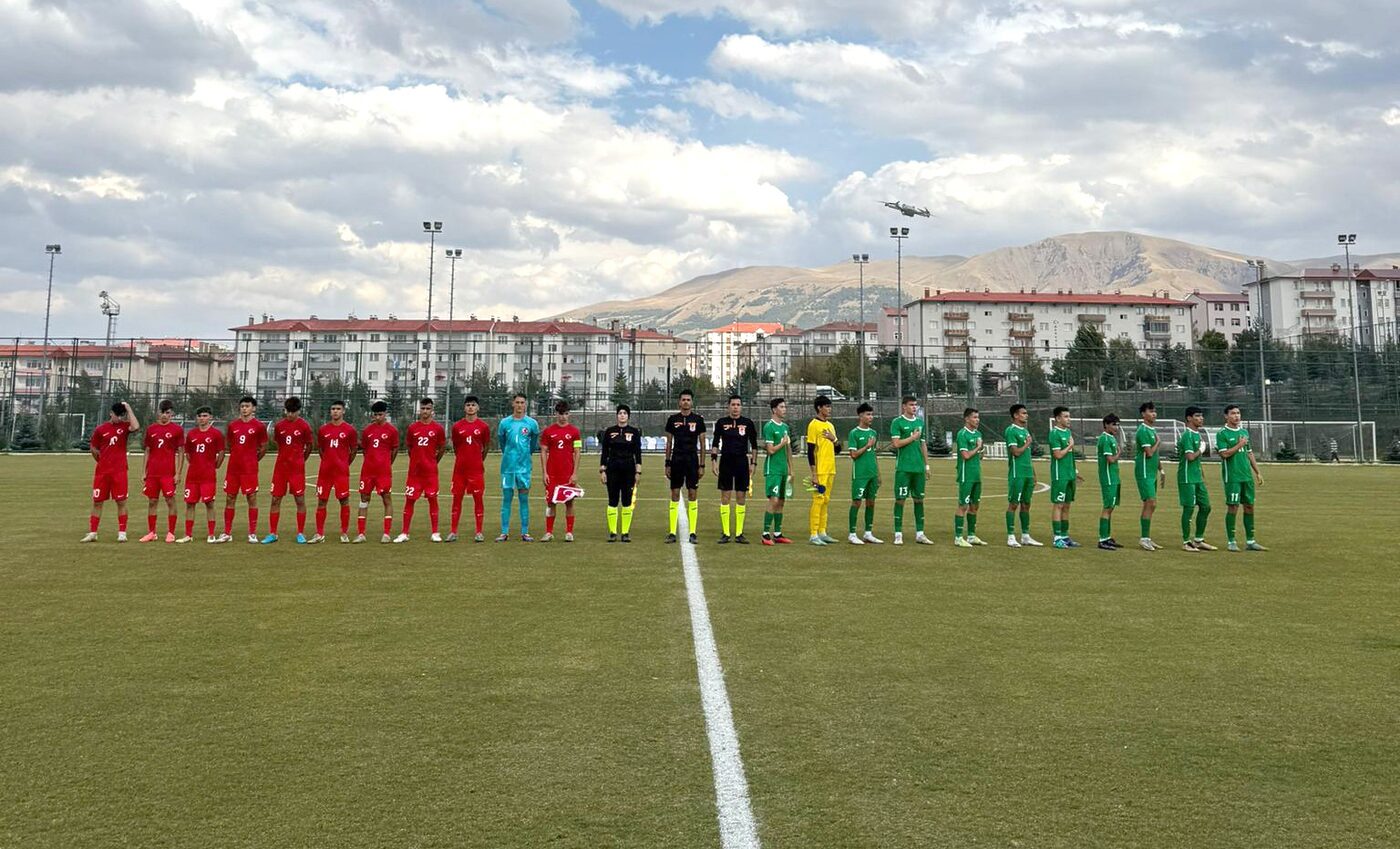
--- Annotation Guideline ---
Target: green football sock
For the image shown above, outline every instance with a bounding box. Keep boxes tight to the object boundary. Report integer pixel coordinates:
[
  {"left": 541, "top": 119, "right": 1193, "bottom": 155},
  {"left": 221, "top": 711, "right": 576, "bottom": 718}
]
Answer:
[
  {"left": 763, "top": 512, "right": 773, "bottom": 534},
  {"left": 1062, "top": 517, "right": 1070, "bottom": 536},
  {"left": 1019, "top": 511, "right": 1031, "bottom": 534},
  {"left": 774, "top": 512, "right": 783, "bottom": 535},
  {"left": 967, "top": 514, "right": 977, "bottom": 536},
  {"left": 954, "top": 514, "right": 964, "bottom": 537},
  {"left": 1181, "top": 508, "right": 1192, "bottom": 542},
  {"left": 893, "top": 502, "right": 904, "bottom": 533},
  {"left": 1225, "top": 511, "right": 1237, "bottom": 543},
  {"left": 1195, "top": 505, "right": 1211, "bottom": 538},
  {"left": 913, "top": 502, "right": 925, "bottom": 532},
  {"left": 1006, "top": 510, "right": 1016, "bottom": 535},
  {"left": 1052, "top": 519, "right": 1061, "bottom": 539},
  {"left": 864, "top": 503, "right": 874, "bottom": 532},
  {"left": 1140, "top": 517, "right": 1151, "bottom": 539},
  {"left": 1243, "top": 512, "right": 1255, "bottom": 541},
  {"left": 849, "top": 506, "right": 859, "bottom": 534},
  {"left": 1099, "top": 517, "right": 1110, "bottom": 541}
]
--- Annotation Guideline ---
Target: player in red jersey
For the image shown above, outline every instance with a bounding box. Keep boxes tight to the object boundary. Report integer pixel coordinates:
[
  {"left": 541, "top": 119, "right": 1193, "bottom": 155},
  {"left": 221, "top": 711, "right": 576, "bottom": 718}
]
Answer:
[
  {"left": 541, "top": 400, "right": 582, "bottom": 542},
  {"left": 263, "top": 396, "right": 315, "bottom": 545},
  {"left": 394, "top": 397, "right": 447, "bottom": 543},
  {"left": 140, "top": 399, "right": 184, "bottom": 543},
  {"left": 220, "top": 396, "right": 269, "bottom": 543},
  {"left": 177, "top": 406, "right": 226, "bottom": 543},
  {"left": 81, "top": 400, "right": 141, "bottom": 542},
  {"left": 309, "top": 399, "right": 358, "bottom": 544},
  {"left": 355, "top": 399, "right": 399, "bottom": 543},
  {"left": 449, "top": 394, "right": 491, "bottom": 542}
]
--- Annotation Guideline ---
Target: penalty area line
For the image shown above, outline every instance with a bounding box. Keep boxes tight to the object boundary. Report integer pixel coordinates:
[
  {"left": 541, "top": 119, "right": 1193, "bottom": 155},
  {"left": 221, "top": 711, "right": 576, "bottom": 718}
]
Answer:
[{"left": 676, "top": 500, "right": 761, "bottom": 849}]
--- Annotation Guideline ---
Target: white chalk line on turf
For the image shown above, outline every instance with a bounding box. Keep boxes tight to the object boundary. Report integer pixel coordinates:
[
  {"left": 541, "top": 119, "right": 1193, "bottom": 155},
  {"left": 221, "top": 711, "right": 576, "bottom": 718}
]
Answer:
[{"left": 676, "top": 500, "right": 761, "bottom": 849}]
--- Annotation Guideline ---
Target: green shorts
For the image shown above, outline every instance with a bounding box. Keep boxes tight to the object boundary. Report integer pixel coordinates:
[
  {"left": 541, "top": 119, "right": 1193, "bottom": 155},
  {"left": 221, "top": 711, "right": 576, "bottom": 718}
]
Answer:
[
  {"left": 1135, "top": 475, "right": 1158, "bottom": 501},
  {"left": 1101, "top": 482, "right": 1121, "bottom": 509},
  {"left": 1224, "top": 480, "right": 1255, "bottom": 506},
  {"left": 1049, "top": 478, "right": 1076, "bottom": 504},
  {"left": 764, "top": 473, "right": 788, "bottom": 499},
  {"left": 894, "top": 470, "right": 926, "bottom": 500},
  {"left": 1007, "top": 476, "right": 1035, "bottom": 505},
  {"left": 957, "top": 480, "right": 982, "bottom": 506},
  {"left": 1178, "top": 482, "right": 1210, "bottom": 508},
  {"left": 852, "top": 476, "right": 880, "bottom": 502}
]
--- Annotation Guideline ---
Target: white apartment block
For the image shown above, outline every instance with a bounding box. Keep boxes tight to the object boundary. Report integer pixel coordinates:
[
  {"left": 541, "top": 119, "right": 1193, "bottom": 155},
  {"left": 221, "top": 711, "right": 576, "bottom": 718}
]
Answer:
[
  {"left": 1187, "top": 291, "right": 1252, "bottom": 345},
  {"left": 1, "top": 340, "right": 233, "bottom": 412},
  {"left": 1246, "top": 267, "right": 1400, "bottom": 347},
  {"left": 230, "top": 317, "right": 693, "bottom": 407},
  {"left": 904, "top": 290, "right": 1196, "bottom": 376},
  {"left": 799, "top": 321, "right": 879, "bottom": 356},
  {"left": 700, "top": 322, "right": 785, "bottom": 387}
]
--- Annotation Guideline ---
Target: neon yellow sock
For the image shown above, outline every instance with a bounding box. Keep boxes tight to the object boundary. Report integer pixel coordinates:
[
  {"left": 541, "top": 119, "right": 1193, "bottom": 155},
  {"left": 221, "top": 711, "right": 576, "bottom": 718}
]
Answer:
[
  {"left": 621, "top": 506, "right": 634, "bottom": 534},
  {"left": 719, "top": 505, "right": 731, "bottom": 536},
  {"left": 606, "top": 506, "right": 618, "bottom": 534},
  {"left": 668, "top": 501, "right": 678, "bottom": 535},
  {"left": 735, "top": 504, "right": 746, "bottom": 535},
  {"left": 687, "top": 501, "right": 697, "bottom": 534}
]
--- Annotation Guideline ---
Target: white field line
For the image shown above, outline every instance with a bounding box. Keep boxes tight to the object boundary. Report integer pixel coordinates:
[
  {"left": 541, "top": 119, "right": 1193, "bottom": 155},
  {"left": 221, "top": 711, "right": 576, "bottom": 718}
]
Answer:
[{"left": 676, "top": 501, "right": 761, "bottom": 849}]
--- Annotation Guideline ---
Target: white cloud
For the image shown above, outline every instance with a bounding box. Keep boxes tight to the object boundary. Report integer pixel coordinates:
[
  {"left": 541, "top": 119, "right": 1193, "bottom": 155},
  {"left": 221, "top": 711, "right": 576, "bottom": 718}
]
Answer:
[{"left": 678, "top": 79, "right": 799, "bottom": 122}]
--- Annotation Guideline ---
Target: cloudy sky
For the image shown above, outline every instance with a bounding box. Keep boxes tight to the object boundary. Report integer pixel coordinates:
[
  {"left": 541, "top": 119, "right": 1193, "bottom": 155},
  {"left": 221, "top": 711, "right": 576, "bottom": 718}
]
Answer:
[{"left": 2, "top": 0, "right": 1397, "bottom": 338}]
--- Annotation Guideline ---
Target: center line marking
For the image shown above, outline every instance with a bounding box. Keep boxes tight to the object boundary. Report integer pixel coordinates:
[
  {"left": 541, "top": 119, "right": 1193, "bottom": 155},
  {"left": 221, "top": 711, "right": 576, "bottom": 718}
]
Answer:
[{"left": 677, "top": 501, "right": 761, "bottom": 849}]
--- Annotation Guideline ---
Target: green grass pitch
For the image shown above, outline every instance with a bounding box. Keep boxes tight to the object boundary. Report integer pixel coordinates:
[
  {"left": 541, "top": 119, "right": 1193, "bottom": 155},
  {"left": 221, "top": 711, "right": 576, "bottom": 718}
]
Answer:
[{"left": 2, "top": 453, "right": 1397, "bottom": 848}]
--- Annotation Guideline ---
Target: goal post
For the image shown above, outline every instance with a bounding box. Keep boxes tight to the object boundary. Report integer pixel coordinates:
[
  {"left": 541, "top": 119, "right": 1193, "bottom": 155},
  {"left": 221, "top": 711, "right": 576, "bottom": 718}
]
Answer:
[{"left": 1054, "top": 417, "right": 1377, "bottom": 463}]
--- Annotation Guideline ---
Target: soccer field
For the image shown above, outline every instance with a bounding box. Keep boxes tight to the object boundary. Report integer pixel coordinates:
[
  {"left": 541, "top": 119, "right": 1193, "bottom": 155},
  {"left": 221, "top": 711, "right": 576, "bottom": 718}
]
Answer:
[{"left": 2, "top": 454, "right": 1397, "bottom": 848}]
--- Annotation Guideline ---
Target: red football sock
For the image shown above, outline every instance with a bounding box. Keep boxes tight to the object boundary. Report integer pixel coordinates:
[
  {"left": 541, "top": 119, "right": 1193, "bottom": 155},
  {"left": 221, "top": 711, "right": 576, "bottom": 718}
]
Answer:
[
  {"left": 89, "top": 515, "right": 100, "bottom": 533},
  {"left": 450, "top": 494, "right": 463, "bottom": 535},
  {"left": 167, "top": 514, "right": 177, "bottom": 534},
  {"left": 207, "top": 519, "right": 216, "bottom": 537},
  {"left": 382, "top": 515, "right": 392, "bottom": 536},
  {"left": 546, "top": 513, "right": 555, "bottom": 534},
  {"left": 566, "top": 514, "right": 575, "bottom": 534},
  {"left": 223, "top": 508, "right": 234, "bottom": 535},
  {"left": 357, "top": 515, "right": 367, "bottom": 536},
  {"left": 340, "top": 504, "right": 351, "bottom": 534},
  {"left": 269, "top": 511, "right": 280, "bottom": 535},
  {"left": 185, "top": 518, "right": 195, "bottom": 538},
  {"left": 402, "top": 499, "right": 416, "bottom": 534},
  {"left": 118, "top": 514, "right": 128, "bottom": 532},
  {"left": 472, "top": 492, "right": 484, "bottom": 534},
  {"left": 315, "top": 507, "right": 327, "bottom": 535},
  {"left": 427, "top": 498, "right": 439, "bottom": 533},
  {"left": 248, "top": 508, "right": 259, "bottom": 536},
  {"left": 148, "top": 514, "right": 158, "bottom": 533},
  {"left": 296, "top": 511, "right": 306, "bottom": 534}
]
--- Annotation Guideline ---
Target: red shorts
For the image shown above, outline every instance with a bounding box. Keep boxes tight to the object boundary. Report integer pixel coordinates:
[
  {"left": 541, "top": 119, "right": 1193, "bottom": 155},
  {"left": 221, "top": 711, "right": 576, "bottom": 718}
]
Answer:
[
  {"left": 451, "top": 469, "right": 484, "bottom": 496},
  {"left": 142, "top": 475, "right": 176, "bottom": 499},
  {"left": 404, "top": 473, "right": 439, "bottom": 500},
  {"left": 92, "top": 471, "right": 128, "bottom": 503},
  {"left": 544, "top": 476, "right": 573, "bottom": 504},
  {"left": 184, "top": 479, "right": 217, "bottom": 504},
  {"left": 272, "top": 466, "right": 307, "bottom": 498},
  {"left": 358, "top": 472, "right": 393, "bottom": 497},
  {"left": 316, "top": 473, "right": 351, "bottom": 502},
  {"left": 223, "top": 471, "right": 259, "bottom": 496}
]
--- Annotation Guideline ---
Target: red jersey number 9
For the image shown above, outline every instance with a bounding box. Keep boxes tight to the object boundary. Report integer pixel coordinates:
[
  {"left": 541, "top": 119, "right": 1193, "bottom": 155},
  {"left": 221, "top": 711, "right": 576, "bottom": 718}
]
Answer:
[{"left": 238, "top": 434, "right": 247, "bottom": 444}]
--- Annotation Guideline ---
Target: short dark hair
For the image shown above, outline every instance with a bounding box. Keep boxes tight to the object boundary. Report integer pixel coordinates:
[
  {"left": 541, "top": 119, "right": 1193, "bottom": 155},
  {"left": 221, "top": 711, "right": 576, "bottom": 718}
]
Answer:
[
  {"left": 1224, "top": 404, "right": 1240, "bottom": 415},
  {"left": 512, "top": 392, "right": 526, "bottom": 401},
  {"left": 1103, "top": 413, "right": 1120, "bottom": 426},
  {"left": 857, "top": 402, "right": 873, "bottom": 414},
  {"left": 463, "top": 395, "right": 479, "bottom": 405},
  {"left": 110, "top": 401, "right": 127, "bottom": 416},
  {"left": 418, "top": 397, "right": 433, "bottom": 407},
  {"left": 1139, "top": 401, "right": 1155, "bottom": 414},
  {"left": 195, "top": 405, "right": 212, "bottom": 416},
  {"left": 616, "top": 404, "right": 631, "bottom": 416},
  {"left": 769, "top": 397, "right": 785, "bottom": 410},
  {"left": 370, "top": 400, "right": 388, "bottom": 414},
  {"left": 902, "top": 395, "right": 916, "bottom": 405},
  {"left": 239, "top": 396, "right": 256, "bottom": 406},
  {"left": 728, "top": 394, "right": 742, "bottom": 403},
  {"left": 679, "top": 389, "right": 693, "bottom": 399},
  {"left": 158, "top": 399, "right": 174, "bottom": 413},
  {"left": 555, "top": 400, "right": 570, "bottom": 414},
  {"left": 1009, "top": 403, "right": 1026, "bottom": 416},
  {"left": 813, "top": 395, "right": 831, "bottom": 409},
  {"left": 1185, "top": 405, "right": 1203, "bottom": 418},
  {"left": 963, "top": 407, "right": 978, "bottom": 418},
  {"left": 1052, "top": 405, "right": 1069, "bottom": 417},
  {"left": 284, "top": 396, "right": 301, "bottom": 413},
  {"left": 330, "top": 399, "right": 345, "bottom": 408}
]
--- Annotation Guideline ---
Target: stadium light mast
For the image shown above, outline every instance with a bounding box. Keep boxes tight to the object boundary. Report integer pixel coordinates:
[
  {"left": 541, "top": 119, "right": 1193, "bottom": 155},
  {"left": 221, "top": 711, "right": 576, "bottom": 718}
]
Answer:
[
  {"left": 422, "top": 221, "right": 442, "bottom": 395},
  {"left": 1246, "top": 260, "right": 1268, "bottom": 454},
  {"left": 40, "top": 243, "right": 61, "bottom": 417},
  {"left": 889, "top": 227, "right": 910, "bottom": 402},
  {"left": 99, "top": 290, "right": 121, "bottom": 398},
  {"left": 852, "top": 253, "right": 870, "bottom": 402},
  {"left": 444, "top": 248, "right": 462, "bottom": 418},
  {"left": 1338, "top": 233, "right": 1365, "bottom": 461}
]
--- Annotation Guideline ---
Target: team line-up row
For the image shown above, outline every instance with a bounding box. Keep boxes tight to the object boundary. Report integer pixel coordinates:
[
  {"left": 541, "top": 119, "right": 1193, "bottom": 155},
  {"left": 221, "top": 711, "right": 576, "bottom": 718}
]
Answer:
[{"left": 80, "top": 391, "right": 1266, "bottom": 553}]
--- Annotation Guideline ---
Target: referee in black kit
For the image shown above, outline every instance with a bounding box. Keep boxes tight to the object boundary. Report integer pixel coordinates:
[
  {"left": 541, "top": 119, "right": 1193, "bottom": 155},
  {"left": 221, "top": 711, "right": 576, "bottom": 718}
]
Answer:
[
  {"left": 599, "top": 404, "right": 643, "bottom": 543},
  {"left": 710, "top": 394, "right": 758, "bottom": 544},
  {"left": 664, "top": 389, "right": 706, "bottom": 544}
]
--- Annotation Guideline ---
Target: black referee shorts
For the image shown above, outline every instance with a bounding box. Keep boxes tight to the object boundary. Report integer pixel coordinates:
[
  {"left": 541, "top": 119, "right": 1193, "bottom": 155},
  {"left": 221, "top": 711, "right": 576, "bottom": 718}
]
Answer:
[
  {"left": 605, "top": 465, "right": 637, "bottom": 507},
  {"left": 716, "top": 454, "right": 750, "bottom": 492},
  {"left": 667, "top": 456, "right": 700, "bottom": 490}
]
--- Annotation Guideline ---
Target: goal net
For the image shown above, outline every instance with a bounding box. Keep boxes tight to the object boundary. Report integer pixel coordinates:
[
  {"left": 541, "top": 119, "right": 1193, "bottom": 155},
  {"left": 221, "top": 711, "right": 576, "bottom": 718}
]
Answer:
[{"left": 1056, "top": 418, "right": 1378, "bottom": 463}]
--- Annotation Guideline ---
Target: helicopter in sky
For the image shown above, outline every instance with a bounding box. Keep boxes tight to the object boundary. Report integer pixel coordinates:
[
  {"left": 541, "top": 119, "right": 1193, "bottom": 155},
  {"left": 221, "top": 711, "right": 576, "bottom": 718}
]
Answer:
[{"left": 882, "top": 200, "right": 931, "bottom": 218}]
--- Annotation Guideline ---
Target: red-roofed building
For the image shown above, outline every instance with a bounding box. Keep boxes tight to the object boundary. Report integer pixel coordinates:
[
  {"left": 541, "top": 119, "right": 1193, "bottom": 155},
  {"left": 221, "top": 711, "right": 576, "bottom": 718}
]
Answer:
[
  {"left": 1246, "top": 267, "right": 1399, "bottom": 346},
  {"left": 0, "top": 339, "right": 233, "bottom": 413},
  {"left": 701, "top": 321, "right": 786, "bottom": 387}
]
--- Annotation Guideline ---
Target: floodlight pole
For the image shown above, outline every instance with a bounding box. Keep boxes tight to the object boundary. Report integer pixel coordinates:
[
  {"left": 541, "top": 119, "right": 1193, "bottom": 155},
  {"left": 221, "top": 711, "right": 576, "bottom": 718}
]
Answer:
[
  {"left": 445, "top": 248, "right": 461, "bottom": 417},
  {"left": 852, "top": 252, "right": 870, "bottom": 402},
  {"left": 1247, "top": 260, "right": 1268, "bottom": 454},
  {"left": 889, "top": 227, "right": 909, "bottom": 401},
  {"left": 1339, "top": 234, "right": 1365, "bottom": 461},
  {"left": 422, "top": 221, "right": 442, "bottom": 395},
  {"left": 40, "top": 244, "right": 61, "bottom": 417}
]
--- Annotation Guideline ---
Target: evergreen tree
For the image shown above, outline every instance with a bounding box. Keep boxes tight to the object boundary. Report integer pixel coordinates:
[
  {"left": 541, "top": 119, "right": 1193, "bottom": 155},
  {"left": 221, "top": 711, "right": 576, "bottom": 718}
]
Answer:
[{"left": 1063, "top": 324, "right": 1108, "bottom": 389}]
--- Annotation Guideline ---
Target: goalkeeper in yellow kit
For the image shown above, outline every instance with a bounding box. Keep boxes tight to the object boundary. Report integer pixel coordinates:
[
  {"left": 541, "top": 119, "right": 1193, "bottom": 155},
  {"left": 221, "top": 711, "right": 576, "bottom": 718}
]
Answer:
[{"left": 806, "top": 395, "right": 840, "bottom": 545}]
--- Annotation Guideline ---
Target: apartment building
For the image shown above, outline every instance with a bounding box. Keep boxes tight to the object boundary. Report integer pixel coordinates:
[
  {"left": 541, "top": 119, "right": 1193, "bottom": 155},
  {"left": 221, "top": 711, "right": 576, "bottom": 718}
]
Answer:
[
  {"left": 1246, "top": 267, "right": 1400, "bottom": 346},
  {"left": 1187, "top": 291, "right": 1252, "bottom": 345},
  {"left": 1, "top": 340, "right": 233, "bottom": 412}
]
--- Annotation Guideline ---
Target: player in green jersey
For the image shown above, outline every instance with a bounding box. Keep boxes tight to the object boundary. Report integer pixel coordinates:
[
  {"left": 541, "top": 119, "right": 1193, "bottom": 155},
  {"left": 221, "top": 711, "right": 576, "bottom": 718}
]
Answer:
[
  {"left": 1096, "top": 413, "right": 1124, "bottom": 550},
  {"left": 1048, "top": 405, "right": 1084, "bottom": 548},
  {"left": 889, "top": 395, "right": 934, "bottom": 545},
  {"left": 846, "top": 403, "right": 884, "bottom": 545},
  {"left": 761, "top": 398, "right": 794, "bottom": 545},
  {"left": 1134, "top": 401, "right": 1165, "bottom": 551},
  {"left": 1003, "top": 403, "right": 1043, "bottom": 548},
  {"left": 1176, "top": 406, "right": 1214, "bottom": 552},
  {"left": 953, "top": 407, "right": 987, "bottom": 547},
  {"left": 1216, "top": 404, "right": 1267, "bottom": 551}
]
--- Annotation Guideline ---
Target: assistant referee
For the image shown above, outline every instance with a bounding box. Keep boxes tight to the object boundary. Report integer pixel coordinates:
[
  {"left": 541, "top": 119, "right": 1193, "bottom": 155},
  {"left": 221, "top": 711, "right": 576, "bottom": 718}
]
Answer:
[{"left": 710, "top": 394, "right": 758, "bottom": 544}]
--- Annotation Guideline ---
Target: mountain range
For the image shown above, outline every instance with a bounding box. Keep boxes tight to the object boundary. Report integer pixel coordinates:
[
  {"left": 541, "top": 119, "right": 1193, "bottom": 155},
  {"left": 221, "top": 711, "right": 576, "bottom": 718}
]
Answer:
[{"left": 553, "top": 231, "right": 1400, "bottom": 335}]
